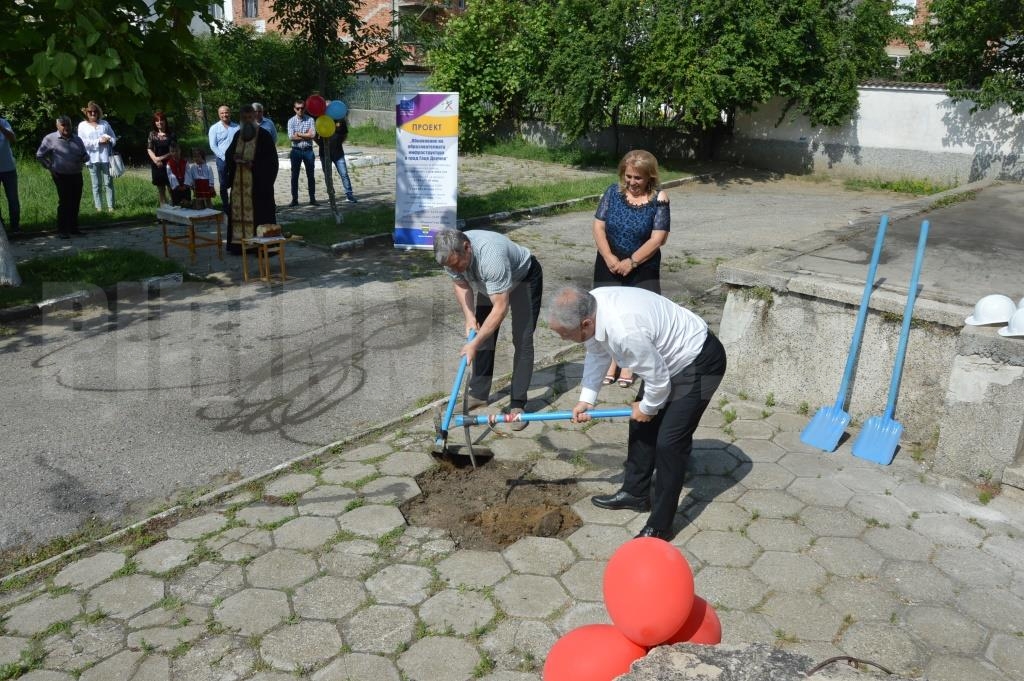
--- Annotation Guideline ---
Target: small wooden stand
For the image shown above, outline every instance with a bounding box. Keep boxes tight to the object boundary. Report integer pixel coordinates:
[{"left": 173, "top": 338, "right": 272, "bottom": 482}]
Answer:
[{"left": 241, "top": 237, "right": 289, "bottom": 285}]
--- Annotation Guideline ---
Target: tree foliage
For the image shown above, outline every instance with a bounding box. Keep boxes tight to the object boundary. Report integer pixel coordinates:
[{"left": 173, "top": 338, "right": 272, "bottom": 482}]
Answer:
[
  {"left": 916, "top": 0, "right": 1024, "bottom": 112},
  {"left": 0, "top": 0, "right": 217, "bottom": 119},
  {"left": 269, "top": 0, "right": 407, "bottom": 95},
  {"left": 194, "top": 25, "right": 348, "bottom": 126},
  {"left": 427, "top": 0, "right": 550, "bottom": 152},
  {"left": 428, "top": 0, "right": 902, "bottom": 148}
]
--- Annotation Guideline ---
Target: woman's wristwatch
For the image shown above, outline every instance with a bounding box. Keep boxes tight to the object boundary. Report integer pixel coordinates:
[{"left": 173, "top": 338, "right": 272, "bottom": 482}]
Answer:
[{"left": 629, "top": 257, "right": 638, "bottom": 270}]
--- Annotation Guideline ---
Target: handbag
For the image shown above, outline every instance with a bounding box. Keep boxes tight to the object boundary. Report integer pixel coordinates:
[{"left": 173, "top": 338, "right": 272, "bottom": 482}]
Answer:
[{"left": 109, "top": 153, "right": 125, "bottom": 179}]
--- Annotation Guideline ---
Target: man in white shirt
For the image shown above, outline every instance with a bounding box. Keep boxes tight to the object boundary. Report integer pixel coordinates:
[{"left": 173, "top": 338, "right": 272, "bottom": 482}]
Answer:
[{"left": 547, "top": 284, "right": 727, "bottom": 540}]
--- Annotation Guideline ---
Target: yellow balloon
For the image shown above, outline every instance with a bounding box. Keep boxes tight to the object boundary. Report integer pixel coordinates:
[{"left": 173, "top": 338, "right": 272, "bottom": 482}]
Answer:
[{"left": 315, "top": 115, "right": 336, "bottom": 138}]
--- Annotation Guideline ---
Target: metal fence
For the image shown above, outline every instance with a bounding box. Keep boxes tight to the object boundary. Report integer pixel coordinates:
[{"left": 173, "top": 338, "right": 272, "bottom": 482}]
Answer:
[{"left": 344, "top": 73, "right": 431, "bottom": 111}]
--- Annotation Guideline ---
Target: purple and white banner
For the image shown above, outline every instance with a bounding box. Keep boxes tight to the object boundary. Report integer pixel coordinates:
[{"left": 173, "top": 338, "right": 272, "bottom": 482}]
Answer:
[{"left": 393, "top": 92, "right": 459, "bottom": 250}]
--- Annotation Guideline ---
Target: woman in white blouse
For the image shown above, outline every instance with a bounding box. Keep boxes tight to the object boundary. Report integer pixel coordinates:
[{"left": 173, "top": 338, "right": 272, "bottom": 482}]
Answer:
[{"left": 77, "top": 101, "right": 117, "bottom": 212}]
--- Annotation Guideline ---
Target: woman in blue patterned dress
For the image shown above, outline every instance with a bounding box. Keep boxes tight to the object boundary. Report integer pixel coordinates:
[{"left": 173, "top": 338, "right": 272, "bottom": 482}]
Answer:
[{"left": 592, "top": 150, "right": 670, "bottom": 387}]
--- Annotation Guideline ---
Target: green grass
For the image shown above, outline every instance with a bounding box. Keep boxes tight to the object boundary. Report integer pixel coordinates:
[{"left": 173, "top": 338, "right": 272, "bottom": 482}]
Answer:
[
  {"left": 843, "top": 177, "right": 955, "bottom": 195},
  {"left": 0, "top": 248, "right": 190, "bottom": 309},
  {"left": 9, "top": 157, "right": 184, "bottom": 233},
  {"left": 347, "top": 121, "right": 397, "bottom": 148},
  {"left": 291, "top": 177, "right": 620, "bottom": 248}
]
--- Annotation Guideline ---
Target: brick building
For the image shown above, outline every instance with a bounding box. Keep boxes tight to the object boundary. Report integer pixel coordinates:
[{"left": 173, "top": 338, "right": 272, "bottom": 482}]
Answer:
[{"left": 228, "top": 0, "right": 462, "bottom": 67}]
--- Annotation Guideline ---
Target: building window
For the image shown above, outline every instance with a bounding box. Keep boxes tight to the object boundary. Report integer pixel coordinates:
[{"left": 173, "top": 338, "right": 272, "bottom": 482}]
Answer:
[
  {"left": 209, "top": 3, "right": 224, "bottom": 21},
  {"left": 243, "top": 0, "right": 258, "bottom": 19}
]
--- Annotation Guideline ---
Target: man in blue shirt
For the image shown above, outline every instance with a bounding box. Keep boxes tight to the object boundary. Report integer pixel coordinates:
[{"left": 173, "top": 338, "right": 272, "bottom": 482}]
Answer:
[
  {"left": 207, "top": 105, "right": 239, "bottom": 209},
  {"left": 253, "top": 103, "right": 277, "bottom": 140},
  {"left": 287, "top": 100, "right": 317, "bottom": 207},
  {"left": 0, "top": 117, "right": 19, "bottom": 233}
]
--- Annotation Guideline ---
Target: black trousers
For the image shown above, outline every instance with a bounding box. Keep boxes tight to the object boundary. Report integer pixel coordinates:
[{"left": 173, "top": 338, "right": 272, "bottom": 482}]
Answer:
[
  {"left": 52, "top": 171, "right": 83, "bottom": 235},
  {"left": 593, "top": 249, "right": 661, "bottom": 293},
  {"left": 469, "top": 256, "right": 544, "bottom": 409},
  {"left": 623, "top": 332, "right": 727, "bottom": 532}
]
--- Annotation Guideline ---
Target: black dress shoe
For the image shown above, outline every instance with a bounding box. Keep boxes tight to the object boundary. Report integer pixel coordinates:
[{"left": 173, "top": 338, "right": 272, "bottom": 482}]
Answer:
[
  {"left": 635, "top": 526, "right": 671, "bottom": 540},
  {"left": 591, "top": 490, "right": 650, "bottom": 512}
]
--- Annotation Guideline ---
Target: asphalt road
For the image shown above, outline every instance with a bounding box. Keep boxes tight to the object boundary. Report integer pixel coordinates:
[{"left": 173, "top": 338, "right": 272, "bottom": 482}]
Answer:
[{"left": 0, "top": 171, "right": 904, "bottom": 553}]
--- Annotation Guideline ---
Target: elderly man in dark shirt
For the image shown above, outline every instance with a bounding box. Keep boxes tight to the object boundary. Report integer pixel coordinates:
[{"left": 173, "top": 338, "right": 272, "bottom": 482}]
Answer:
[{"left": 36, "top": 116, "right": 88, "bottom": 239}]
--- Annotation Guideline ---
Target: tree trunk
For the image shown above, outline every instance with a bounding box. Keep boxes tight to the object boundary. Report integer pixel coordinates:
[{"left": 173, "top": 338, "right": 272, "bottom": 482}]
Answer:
[{"left": 0, "top": 226, "right": 21, "bottom": 287}]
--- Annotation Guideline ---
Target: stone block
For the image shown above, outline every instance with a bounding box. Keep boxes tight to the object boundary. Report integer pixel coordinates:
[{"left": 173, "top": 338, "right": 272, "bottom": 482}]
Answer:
[
  {"left": 260, "top": 621, "right": 343, "bottom": 672},
  {"left": 493, "top": 574, "right": 568, "bottom": 619},
  {"left": 502, "top": 537, "right": 574, "bottom": 576},
  {"left": 213, "top": 588, "right": 289, "bottom": 636},
  {"left": 365, "top": 564, "right": 433, "bottom": 605},
  {"left": 341, "top": 604, "right": 415, "bottom": 654},
  {"left": 436, "top": 550, "right": 510, "bottom": 589},
  {"left": 86, "top": 575, "right": 164, "bottom": 619},
  {"left": 419, "top": 589, "right": 495, "bottom": 635},
  {"left": 397, "top": 636, "right": 481, "bottom": 681},
  {"left": 53, "top": 552, "right": 125, "bottom": 590},
  {"left": 293, "top": 575, "right": 366, "bottom": 620}
]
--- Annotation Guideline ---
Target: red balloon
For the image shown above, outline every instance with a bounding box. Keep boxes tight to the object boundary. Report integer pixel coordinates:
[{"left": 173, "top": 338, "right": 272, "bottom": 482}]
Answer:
[
  {"left": 543, "top": 624, "right": 646, "bottom": 681},
  {"left": 663, "top": 596, "right": 722, "bottom": 645},
  {"left": 305, "top": 95, "right": 326, "bottom": 117},
  {"left": 603, "top": 537, "right": 695, "bottom": 646}
]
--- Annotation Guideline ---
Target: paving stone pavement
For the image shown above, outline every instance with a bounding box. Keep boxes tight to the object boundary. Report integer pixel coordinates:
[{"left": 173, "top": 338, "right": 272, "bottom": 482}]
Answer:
[{"left": 2, "top": 375, "right": 1023, "bottom": 681}]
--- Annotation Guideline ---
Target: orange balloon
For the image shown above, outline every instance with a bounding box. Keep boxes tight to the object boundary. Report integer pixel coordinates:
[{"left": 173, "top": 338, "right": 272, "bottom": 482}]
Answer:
[
  {"left": 663, "top": 596, "right": 723, "bottom": 645},
  {"left": 543, "top": 624, "right": 647, "bottom": 681},
  {"left": 603, "top": 537, "right": 695, "bottom": 646}
]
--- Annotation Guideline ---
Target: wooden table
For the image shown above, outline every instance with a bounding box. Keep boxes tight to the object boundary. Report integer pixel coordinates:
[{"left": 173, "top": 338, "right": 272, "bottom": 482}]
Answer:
[
  {"left": 241, "top": 236, "right": 289, "bottom": 285},
  {"left": 157, "top": 206, "right": 224, "bottom": 263}
]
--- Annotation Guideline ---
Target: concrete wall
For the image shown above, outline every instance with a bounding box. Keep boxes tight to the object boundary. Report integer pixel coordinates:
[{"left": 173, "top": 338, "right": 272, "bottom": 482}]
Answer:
[
  {"left": 516, "top": 121, "right": 712, "bottom": 163},
  {"left": 718, "top": 87, "right": 1024, "bottom": 183},
  {"left": 718, "top": 290, "right": 957, "bottom": 448},
  {"left": 717, "top": 287, "right": 1024, "bottom": 487},
  {"left": 934, "top": 327, "right": 1024, "bottom": 484}
]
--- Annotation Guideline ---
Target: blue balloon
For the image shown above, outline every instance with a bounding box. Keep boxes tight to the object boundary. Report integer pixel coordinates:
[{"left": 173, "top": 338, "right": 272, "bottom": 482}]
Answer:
[{"left": 326, "top": 100, "right": 348, "bottom": 120}]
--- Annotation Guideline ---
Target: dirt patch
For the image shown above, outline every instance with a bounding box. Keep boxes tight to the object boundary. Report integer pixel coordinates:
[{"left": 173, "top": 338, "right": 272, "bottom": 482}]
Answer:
[{"left": 400, "top": 459, "right": 586, "bottom": 551}]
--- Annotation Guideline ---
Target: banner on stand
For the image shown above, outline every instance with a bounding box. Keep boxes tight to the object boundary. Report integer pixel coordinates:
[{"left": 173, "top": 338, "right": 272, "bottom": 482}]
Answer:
[{"left": 393, "top": 92, "right": 459, "bottom": 250}]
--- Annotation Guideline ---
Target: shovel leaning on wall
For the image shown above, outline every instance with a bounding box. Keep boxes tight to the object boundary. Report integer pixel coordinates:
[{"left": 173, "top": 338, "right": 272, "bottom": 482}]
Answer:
[
  {"left": 852, "top": 220, "right": 930, "bottom": 465},
  {"left": 800, "top": 215, "right": 889, "bottom": 452}
]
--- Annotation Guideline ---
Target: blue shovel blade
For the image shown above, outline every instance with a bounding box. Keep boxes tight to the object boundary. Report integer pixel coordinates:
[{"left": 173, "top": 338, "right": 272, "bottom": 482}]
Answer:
[
  {"left": 852, "top": 416, "right": 903, "bottom": 465},
  {"left": 800, "top": 406, "right": 850, "bottom": 453}
]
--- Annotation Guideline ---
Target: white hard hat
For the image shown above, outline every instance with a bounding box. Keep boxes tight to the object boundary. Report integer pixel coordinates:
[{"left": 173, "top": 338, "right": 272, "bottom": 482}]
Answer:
[
  {"left": 965, "top": 294, "right": 1017, "bottom": 325},
  {"left": 999, "top": 308, "right": 1024, "bottom": 337}
]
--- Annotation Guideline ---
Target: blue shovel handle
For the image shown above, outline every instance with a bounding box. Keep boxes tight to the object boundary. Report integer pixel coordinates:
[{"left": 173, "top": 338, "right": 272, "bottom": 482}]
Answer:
[
  {"left": 883, "top": 220, "right": 929, "bottom": 420},
  {"left": 456, "top": 408, "right": 633, "bottom": 427},
  {"left": 834, "top": 215, "right": 889, "bottom": 409},
  {"left": 437, "top": 329, "right": 477, "bottom": 444}
]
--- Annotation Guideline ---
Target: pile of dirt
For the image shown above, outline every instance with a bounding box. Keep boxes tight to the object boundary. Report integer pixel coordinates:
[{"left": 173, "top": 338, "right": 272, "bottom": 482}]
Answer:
[{"left": 400, "top": 459, "right": 586, "bottom": 551}]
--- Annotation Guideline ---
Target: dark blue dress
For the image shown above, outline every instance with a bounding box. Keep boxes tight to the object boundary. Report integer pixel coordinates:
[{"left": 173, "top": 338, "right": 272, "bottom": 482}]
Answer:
[
  {"left": 593, "top": 184, "right": 670, "bottom": 292},
  {"left": 595, "top": 184, "right": 670, "bottom": 257}
]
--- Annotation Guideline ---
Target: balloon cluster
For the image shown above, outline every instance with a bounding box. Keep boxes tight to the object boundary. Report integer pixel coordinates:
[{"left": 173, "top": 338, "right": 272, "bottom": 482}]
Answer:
[
  {"left": 304, "top": 94, "right": 349, "bottom": 138},
  {"left": 543, "top": 537, "right": 722, "bottom": 681}
]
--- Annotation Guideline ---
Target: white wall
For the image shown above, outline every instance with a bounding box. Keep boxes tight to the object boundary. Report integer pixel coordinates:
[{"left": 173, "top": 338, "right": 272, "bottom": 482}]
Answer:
[{"left": 723, "top": 86, "right": 1024, "bottom": 182}]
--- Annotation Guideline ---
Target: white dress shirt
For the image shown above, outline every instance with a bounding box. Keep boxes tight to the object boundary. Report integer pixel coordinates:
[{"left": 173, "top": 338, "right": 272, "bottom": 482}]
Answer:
[{"left": 579, "top": 287, "right": 708, "bottom": 415}]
